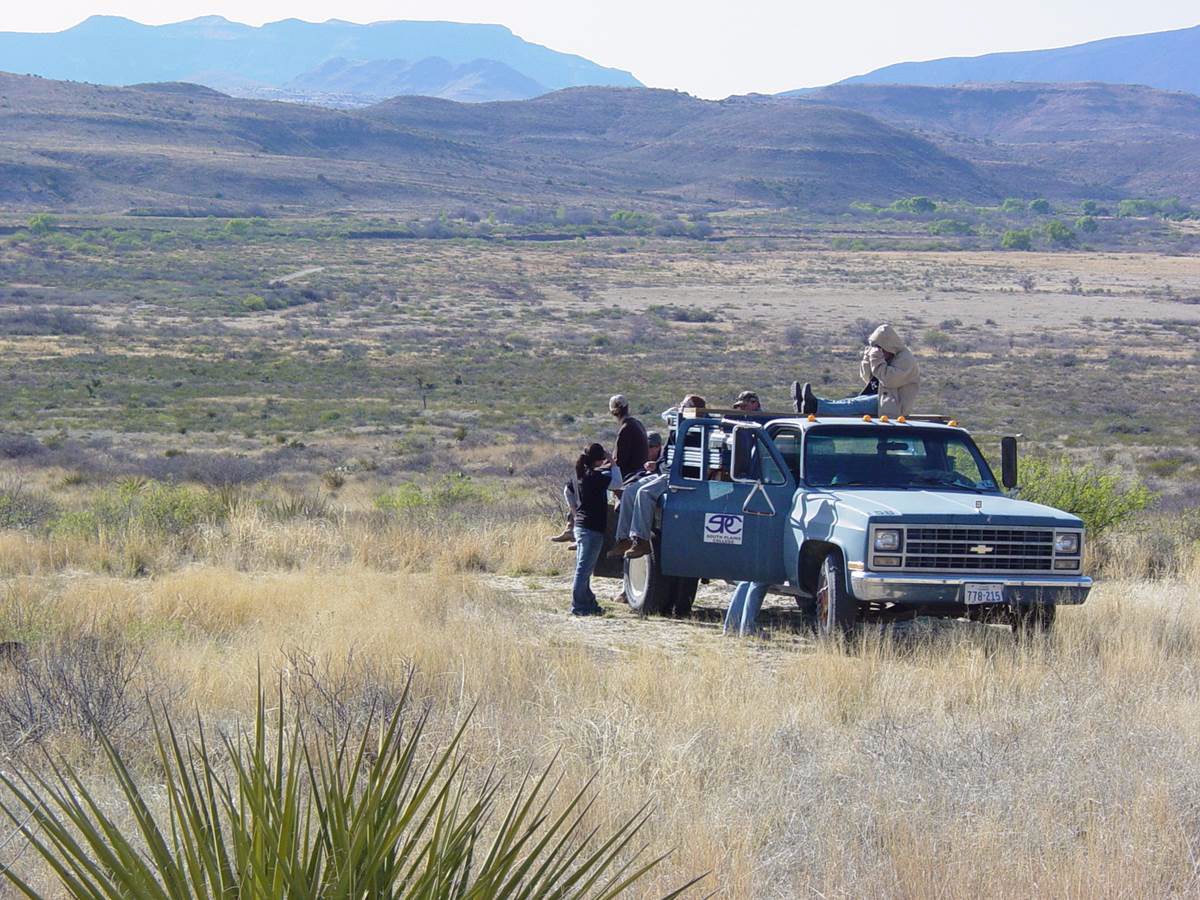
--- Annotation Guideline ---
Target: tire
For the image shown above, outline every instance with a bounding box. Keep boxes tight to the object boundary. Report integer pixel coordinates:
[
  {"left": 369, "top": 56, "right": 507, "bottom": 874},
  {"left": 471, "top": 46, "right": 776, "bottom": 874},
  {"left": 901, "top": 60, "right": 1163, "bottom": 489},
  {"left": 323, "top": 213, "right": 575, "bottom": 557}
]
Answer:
[
  {"left": 815, "top": 551, "right": 857, "bottom": 639},
  {"left": 623, "top": 539, "right": 672, "bottom": 616},
  {"left": 1011, "top": 603, "right": 1056, "bottom": 635}
]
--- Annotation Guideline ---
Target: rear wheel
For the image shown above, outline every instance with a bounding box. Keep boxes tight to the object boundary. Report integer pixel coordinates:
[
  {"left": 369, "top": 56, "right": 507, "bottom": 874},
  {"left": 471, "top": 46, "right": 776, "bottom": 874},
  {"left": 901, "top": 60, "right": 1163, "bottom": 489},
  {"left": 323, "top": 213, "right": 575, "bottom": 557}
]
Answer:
[
  {"left": 623, "top": 539, "right": 671, "bottom": 616},
  {"left": 816, "top": 551, "right": 857, "bottom": 640}
]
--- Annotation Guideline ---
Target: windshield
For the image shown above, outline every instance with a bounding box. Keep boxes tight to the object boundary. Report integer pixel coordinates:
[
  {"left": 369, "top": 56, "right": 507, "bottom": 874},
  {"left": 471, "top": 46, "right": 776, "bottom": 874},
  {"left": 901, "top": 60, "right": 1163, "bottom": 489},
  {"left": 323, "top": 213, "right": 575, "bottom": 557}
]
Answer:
[{"left": 803, "top": 426, "right": 998, "bottom": 492}]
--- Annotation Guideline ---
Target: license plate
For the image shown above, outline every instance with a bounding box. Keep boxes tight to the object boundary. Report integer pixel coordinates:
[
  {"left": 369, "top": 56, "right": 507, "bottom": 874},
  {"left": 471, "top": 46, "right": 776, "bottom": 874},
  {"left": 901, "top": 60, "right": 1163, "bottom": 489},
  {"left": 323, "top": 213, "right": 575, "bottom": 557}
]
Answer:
[{"left": 964, "top": 583, "right": 1005, "bottom": 605}]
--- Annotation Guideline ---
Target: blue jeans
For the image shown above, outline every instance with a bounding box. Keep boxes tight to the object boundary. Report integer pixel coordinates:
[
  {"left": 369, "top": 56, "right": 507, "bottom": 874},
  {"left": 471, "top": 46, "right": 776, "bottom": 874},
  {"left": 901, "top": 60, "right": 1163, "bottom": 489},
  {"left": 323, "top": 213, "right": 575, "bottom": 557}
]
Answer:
[
  {"left": 816, "top": 394, "right": 879, "bottom": 416},
  {"left": 723, "top": 581, "right": 770, "bottom": 636},
  {"left": 571, "top": 526, "right": 605, "bottom": 615},
  {"left": 629, "top": 473, "right": 669, "bottom": 540}
]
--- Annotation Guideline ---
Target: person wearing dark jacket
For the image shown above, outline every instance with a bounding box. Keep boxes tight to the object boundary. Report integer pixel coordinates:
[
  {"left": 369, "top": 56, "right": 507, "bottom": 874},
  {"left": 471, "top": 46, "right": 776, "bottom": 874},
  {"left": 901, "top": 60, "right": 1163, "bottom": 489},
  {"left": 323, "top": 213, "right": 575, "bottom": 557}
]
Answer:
[
  {"left": 571, "top": 442, "right": 622, "bottom": 616},
  {"left": 609, "top": 394, "right": 648, "bottom": 485}
]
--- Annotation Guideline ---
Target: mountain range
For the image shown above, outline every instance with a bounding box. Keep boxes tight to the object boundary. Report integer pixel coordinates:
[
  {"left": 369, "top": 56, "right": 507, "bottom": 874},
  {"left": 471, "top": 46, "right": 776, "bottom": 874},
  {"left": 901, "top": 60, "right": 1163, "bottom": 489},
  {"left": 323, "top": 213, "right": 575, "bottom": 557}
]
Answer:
[
  {"left": 0, "top": 16, "right": 640, "bottom": 104},
  {"left": 826, "top": 22, "right": 1200, "bottom": 96},
  {"left": 2, "top": 72, "right": 1197, "bottom": 214}
]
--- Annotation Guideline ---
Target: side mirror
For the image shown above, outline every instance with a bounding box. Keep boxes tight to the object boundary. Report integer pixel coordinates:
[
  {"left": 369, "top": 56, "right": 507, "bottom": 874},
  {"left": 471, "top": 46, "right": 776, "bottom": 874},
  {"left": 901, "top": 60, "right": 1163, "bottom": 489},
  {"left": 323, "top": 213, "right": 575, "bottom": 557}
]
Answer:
[{"left": 1001, "top": 436, "right": 1018, "bottom": 490}]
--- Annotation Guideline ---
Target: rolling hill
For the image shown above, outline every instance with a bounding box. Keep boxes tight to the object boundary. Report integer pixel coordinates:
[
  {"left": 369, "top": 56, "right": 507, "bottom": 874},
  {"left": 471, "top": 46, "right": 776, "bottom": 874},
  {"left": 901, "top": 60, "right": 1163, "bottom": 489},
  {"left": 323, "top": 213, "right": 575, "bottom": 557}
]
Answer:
[
  {"left": 279, "top": 57, "right": 548, "bottom": 104},
  {"left": 0, "top": 16, "right": 640, "bottom": 104},
  {"left": 1, "top": 72, "right": 1197, "bottom": 213},
  {"left": 819, "top": 22, "right": 1200, "bottom": 95},
  {"left": 800, "top": 82, "right": 1200, "bottom": 201},
  {"left": 0, "top": 74, "right": 996, "bottom": 212}
]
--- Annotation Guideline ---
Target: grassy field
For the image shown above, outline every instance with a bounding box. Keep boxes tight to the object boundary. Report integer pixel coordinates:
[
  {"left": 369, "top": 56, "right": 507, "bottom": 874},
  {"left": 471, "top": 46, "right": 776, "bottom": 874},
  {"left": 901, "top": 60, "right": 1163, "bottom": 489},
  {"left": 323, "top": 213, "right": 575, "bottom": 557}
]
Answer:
[{"left": 1, "top": 212, "right": 1199, "bottom": 895}]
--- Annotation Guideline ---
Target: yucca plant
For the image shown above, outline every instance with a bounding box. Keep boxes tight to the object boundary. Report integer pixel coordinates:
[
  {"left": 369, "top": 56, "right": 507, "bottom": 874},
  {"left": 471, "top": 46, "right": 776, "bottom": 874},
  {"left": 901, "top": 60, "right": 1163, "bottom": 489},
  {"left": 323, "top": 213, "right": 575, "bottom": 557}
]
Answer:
[{"left": 0, "top": 678, "right": 700, "bottom": 898}]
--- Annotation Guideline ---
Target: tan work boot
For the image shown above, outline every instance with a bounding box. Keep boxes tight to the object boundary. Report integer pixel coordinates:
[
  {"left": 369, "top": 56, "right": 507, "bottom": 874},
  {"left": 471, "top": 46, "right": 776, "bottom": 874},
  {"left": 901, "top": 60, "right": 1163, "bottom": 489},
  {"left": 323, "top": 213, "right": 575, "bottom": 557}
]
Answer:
[
  {"left": 624, "top": 538, "right": 652, "bottom": 560},
  {"left": 606, "top": 538, "right": 633, "bottom": 559},
  {"left": 548, "top": 525, "right": 573, "bottom": 543}
]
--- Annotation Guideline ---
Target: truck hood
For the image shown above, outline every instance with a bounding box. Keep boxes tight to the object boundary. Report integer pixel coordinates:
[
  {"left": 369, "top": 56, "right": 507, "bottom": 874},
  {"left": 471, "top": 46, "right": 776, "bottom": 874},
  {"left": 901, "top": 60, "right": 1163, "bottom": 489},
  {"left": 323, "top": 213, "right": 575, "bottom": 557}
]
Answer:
[{"left": 824, "top": 489, "right": 1083, "bottom": 528}]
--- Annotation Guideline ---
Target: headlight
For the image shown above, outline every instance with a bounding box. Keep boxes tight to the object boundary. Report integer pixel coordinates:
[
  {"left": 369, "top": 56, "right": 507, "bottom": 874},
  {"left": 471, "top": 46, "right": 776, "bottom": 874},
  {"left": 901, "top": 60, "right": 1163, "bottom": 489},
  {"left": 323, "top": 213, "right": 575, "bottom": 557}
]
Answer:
[
  {"left": 1054, "top": 532, "right": 1080, "bottom": 555},
  {"left": 874, "top": 528, "right": 902, "bottom": 552}
]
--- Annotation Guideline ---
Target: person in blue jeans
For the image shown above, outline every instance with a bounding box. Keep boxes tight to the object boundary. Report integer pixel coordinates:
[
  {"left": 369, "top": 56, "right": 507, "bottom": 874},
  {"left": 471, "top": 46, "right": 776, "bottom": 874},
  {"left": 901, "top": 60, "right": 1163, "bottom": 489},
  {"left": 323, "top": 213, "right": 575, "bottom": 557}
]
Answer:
[
  {"left": 571, "top": 442, "right": 622, "bottom": 616},
  {"left": 723, "top": 581, "right": 770, "bottom": 636}
]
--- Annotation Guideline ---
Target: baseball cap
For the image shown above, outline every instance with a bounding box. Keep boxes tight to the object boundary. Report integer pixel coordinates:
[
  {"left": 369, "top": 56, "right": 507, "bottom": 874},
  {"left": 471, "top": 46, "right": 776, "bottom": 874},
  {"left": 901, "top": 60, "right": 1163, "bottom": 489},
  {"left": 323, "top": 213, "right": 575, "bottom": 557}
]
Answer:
[
  {"left": 608, "top": 394, "right": 629, "bottom": 412},
  {"left": 737, "top": 390, "right": 759, "bottom": 404},
  {"left": 647, "top": 431, "right": 663, "bottom": 447}
]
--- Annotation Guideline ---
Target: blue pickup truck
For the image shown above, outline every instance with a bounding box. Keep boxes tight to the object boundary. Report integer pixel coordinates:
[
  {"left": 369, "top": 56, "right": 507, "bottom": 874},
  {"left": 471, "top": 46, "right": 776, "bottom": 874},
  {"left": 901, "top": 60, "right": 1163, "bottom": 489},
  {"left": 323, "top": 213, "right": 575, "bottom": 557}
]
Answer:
[{"left": 608, "top": 408, "right": 1091, "bottom": 635}]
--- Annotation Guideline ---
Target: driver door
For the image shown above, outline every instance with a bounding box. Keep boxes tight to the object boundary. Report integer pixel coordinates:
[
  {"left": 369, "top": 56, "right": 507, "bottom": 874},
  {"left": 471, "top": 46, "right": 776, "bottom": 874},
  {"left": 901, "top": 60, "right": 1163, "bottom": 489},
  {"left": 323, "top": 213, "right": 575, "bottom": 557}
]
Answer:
[{"left": 660, "top": 420, "right": 794, "bottom": 584}]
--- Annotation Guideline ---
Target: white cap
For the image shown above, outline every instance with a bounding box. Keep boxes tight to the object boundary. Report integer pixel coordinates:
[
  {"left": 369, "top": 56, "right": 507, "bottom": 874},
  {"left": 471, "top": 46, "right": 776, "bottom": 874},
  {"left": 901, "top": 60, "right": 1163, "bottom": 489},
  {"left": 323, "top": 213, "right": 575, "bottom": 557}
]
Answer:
[{"left": 608, "top": 394, "right": 628, "bottom": 412}]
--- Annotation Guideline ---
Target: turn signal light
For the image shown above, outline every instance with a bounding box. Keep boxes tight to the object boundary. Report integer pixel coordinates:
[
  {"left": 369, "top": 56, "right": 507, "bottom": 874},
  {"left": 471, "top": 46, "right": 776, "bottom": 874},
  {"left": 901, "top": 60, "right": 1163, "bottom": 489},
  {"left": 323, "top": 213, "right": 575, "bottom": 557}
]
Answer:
[
  {"left": 880, "top": 415, "right": 889, "bottom": 422},
  {"left": 807, "top": 414, "right": 816, "bottom": 422},
  {"left": 862, "top": 415, "right": 872, "bottom": 422},
  {"left": 897, "top": 416, "right": 907, "bottom": 423},
  {"left": 948, "top": 419, "right": 959, "bottom": 427}
]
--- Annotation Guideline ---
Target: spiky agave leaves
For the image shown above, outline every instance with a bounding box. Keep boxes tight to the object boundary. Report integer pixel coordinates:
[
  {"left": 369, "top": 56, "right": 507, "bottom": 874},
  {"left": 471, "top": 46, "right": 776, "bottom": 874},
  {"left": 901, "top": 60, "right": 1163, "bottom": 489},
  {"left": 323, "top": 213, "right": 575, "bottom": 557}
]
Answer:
[{"left": 0, "top": 676, "right": 703, "bottom": 898}]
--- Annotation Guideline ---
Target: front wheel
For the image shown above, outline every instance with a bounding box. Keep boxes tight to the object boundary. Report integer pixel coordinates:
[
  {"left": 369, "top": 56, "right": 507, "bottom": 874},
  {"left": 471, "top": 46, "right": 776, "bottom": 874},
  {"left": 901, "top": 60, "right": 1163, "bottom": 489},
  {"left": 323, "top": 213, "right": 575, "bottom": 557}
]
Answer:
[{"left": 816, "top": 551, "right": 857, "bottom": 640}]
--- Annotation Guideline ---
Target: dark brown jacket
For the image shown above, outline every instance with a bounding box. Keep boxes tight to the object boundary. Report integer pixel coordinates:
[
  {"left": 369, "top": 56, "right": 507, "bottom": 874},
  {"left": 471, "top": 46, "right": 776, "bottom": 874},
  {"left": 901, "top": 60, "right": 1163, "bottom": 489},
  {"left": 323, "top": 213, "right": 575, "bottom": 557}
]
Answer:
[{"left": 615, "top": 416, "right": 649, "bottom": 480}]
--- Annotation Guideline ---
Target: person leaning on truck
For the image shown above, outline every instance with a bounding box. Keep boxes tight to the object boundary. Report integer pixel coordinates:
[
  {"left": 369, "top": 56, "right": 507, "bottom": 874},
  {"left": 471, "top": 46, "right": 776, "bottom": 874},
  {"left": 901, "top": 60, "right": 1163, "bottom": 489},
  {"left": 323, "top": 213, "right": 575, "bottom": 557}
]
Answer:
[
  {"left": 609, "top": 394, "right": 649, "bottom": 486},
  {"left": 792, "top": 323, "right": 919, "bottom": 418},
  {"left": 610, "top": 394, "right": 706, "bottom": 561}
]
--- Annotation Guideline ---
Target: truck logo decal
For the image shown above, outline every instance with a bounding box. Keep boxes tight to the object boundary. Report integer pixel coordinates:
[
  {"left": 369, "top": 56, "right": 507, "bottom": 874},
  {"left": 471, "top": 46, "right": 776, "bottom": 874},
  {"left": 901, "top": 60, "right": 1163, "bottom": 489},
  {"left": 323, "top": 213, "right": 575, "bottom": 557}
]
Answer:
[
  {"left": 704, "top": 513, "right": 744, "bottom": 545},
  {"left": 969, "top": 544, "right": 994, "bottom": 555}
]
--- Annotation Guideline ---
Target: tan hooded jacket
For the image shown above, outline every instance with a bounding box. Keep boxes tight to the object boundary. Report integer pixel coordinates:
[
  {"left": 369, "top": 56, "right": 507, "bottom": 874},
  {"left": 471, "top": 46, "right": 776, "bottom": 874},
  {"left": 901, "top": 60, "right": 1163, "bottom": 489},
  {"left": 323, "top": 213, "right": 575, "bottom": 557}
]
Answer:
[{"left": 860, "top": 324, "right": 919, "bottom": 417}]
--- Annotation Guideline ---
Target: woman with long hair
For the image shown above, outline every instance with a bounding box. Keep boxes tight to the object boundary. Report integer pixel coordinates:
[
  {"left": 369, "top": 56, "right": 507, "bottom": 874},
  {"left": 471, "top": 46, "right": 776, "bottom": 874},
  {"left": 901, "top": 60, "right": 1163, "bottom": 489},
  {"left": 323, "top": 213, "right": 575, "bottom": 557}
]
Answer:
[{"left": 571, "top": 442, "right": 620, "bottom": 616}]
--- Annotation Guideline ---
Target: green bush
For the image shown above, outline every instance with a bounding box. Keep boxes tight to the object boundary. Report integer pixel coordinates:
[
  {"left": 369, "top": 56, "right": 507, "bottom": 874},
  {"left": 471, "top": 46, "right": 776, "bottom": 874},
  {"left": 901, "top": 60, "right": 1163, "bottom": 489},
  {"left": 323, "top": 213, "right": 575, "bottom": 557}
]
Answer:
[
  {"left": 0, "top": 479, "right": 58, "bottom": 530},
  {"left": 1001, "top": 229, "right": 1033, "bottom": 250},
  {"left": 1075, "top": 215, "right": 1099, "bottom": 233},
  {"left": 1118, "top": 198, "right": 1160, "bottom": 218},
  {"left": 1029, "top": 198, "right": 1052, "bottom": 214},
  {"left": 0, "top": 682, "right": 692, "bottom": 898},
  {"left": 1000, "top": 198, "right": 1027, "bottom": 213},
  {"left": 1043, "top": 220, "right": 1076, "bottom": 246},
  {"left": 242, "top": 294, "right": 268, "bottom": 312},
  {"left": 1019, "top": 457, "right": 1156, "bottom": 537},
  {"left": 927, "top": 219, "right": 974, "bottom": 236},
  {"left": 890, "top": 196, "right": 937, "bottom": 214},
  {"left": 376, "top": 474, "right": 490, "bottom": 513},
  {"left": 26, "top": 213, "right": 58, "bottom": 235},
  {"left": 51, "top": 480, "right": 225, "bottom": 538}
]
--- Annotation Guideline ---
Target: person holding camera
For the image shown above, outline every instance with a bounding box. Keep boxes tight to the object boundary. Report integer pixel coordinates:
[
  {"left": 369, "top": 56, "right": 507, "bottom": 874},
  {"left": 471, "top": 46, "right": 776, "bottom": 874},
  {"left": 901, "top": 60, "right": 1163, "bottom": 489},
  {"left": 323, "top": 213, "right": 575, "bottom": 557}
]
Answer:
[{"left": 792, "top": 323, "right": 919, "bottom": 418}]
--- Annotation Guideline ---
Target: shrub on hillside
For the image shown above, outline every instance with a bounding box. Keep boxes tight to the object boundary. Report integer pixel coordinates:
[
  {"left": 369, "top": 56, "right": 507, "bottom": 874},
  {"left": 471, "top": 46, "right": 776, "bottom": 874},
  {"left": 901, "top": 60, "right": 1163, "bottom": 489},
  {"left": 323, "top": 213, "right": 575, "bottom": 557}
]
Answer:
[
  {"left": 1029, "top": 198, "right": 1052, "bottom": 214},
  {"left": 890, "top": 196, "right": 937, "bottom": 214},
  {"left": 1044, "top": 220, "right": 1077, "bottom": 246},
  {"left": 1019, "top": 457, "right": 1156, "bottom": 537},
  {"left": 1002, "top": 229, "right": 1033, "bottom": 251}
]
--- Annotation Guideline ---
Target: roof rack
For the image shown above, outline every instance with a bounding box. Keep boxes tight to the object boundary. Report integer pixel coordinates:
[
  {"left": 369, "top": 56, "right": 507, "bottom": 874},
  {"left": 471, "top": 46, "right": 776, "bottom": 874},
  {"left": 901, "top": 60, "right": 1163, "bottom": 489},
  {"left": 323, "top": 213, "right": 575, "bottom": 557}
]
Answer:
[{"left": 679, "top": 407, "right": 957, "bottom": 425}]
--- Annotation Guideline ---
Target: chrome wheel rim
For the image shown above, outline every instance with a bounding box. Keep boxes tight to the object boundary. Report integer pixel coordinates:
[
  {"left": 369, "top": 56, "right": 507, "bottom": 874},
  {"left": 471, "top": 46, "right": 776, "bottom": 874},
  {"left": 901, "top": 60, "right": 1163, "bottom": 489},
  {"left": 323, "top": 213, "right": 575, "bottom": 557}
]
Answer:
[{"left": 626, "top": 553, "right": 649, "bottom": 606}]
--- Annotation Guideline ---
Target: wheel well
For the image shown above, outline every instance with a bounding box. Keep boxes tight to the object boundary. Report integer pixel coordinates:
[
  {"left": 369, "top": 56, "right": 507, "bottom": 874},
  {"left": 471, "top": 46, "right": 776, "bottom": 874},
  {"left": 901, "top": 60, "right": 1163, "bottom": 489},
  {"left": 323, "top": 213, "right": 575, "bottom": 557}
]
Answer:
[{"left": 799, "top": 541, "right": 841, "bottom": 594}]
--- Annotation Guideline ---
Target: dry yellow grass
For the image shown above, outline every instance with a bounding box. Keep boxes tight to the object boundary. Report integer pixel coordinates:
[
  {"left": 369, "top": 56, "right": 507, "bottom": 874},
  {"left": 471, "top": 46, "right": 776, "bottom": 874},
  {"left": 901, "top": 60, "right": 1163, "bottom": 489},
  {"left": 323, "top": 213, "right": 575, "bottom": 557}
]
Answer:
[{"left": 3, "top": 541, "right": 1199, "bottom": 896}]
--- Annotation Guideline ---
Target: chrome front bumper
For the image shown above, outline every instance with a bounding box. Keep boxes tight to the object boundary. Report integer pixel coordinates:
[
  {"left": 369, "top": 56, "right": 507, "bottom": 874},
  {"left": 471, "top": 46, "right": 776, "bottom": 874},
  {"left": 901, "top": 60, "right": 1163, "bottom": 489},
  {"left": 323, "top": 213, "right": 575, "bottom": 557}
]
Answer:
[{"left": 849, "top": 572, "right": 1092, "bottom": 606}]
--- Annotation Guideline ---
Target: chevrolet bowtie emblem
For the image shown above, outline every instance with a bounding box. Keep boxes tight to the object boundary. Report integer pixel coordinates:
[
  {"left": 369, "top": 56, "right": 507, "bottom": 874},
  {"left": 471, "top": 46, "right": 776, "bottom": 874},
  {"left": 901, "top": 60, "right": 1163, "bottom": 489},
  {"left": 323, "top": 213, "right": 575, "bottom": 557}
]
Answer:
[{"left": 969, "top": 544, "right": 994, "bottom": 555}]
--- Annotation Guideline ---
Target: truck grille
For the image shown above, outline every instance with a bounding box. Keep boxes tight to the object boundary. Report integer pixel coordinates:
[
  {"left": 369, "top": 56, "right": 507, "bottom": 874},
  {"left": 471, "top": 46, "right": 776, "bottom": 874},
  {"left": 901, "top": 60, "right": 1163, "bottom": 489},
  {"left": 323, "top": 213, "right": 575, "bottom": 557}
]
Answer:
[{"left": 903, "top": 527, "right": 1055, "bottom": 572}]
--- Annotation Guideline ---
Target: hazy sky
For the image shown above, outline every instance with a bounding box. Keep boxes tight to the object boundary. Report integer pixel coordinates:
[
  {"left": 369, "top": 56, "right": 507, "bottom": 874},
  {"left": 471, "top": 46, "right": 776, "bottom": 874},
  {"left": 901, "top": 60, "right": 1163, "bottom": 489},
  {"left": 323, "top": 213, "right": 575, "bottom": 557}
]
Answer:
[{"left": 2, "top": 0, "right": 1198, "bottom": 97}]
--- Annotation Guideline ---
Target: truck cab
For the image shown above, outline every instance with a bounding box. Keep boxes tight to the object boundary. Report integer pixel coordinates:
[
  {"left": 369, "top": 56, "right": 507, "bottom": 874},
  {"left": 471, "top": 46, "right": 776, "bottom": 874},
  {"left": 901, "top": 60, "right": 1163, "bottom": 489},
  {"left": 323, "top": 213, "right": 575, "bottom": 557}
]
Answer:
[{"left": 621, "top": 408, "right": 1091, "bottom": 634}]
